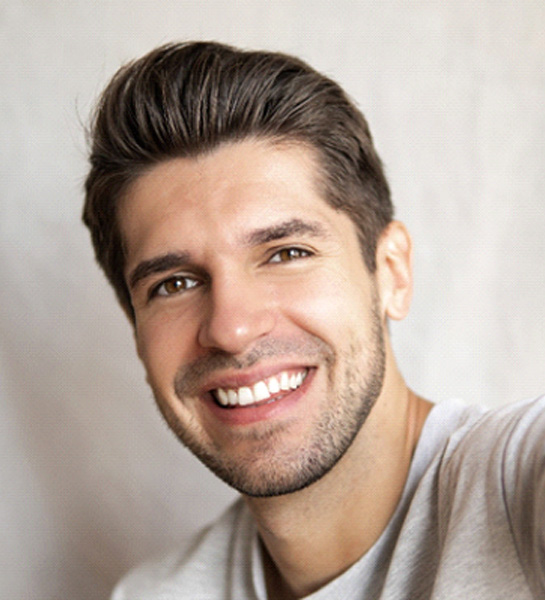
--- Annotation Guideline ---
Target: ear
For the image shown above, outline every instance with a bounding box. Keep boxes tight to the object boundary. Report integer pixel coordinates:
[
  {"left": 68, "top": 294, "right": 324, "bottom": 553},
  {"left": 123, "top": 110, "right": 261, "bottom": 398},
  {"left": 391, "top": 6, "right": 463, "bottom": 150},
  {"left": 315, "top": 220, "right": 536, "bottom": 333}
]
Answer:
[{"left": 375, "top": 221, "right": 413, "bottom": 321}]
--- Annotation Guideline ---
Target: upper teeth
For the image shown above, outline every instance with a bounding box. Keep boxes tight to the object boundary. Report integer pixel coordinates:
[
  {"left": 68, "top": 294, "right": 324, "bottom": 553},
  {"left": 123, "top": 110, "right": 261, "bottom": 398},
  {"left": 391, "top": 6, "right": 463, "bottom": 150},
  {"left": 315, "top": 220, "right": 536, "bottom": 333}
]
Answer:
[{"left": 214, "top": 369, "right": 307, "bottom": 407}]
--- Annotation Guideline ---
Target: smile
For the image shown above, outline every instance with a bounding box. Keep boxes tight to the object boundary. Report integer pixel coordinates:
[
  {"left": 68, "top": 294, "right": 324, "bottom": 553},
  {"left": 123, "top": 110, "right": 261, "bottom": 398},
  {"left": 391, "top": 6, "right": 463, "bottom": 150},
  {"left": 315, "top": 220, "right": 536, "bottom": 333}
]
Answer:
[{"left": 212, "top": 369, "right": 309, "bottom": 408}]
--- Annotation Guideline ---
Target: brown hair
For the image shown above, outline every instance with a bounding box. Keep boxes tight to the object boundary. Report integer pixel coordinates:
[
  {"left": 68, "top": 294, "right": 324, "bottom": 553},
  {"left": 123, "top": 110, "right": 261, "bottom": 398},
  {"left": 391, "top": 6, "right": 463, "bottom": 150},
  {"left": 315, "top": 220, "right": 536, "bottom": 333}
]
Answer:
[{"left": 83, "top": 41, "right": 393, "bottom": 320}]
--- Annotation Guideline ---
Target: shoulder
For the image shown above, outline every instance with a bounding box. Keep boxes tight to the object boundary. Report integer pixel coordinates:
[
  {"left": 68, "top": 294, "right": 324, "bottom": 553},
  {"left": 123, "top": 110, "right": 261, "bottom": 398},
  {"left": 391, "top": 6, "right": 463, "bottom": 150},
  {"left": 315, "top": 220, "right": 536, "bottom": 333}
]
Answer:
[
  {"left": 433, "top": 395, "right": 545, "bottom": 495},
  {"left": 441, "top": 394, "right": 545, "bottom": 474},
  {"left": 111, "top": 498, "right": 253, "bottom": 600},
  {"left": 435, "top": 395, "right": 545, "bottom": 596}
]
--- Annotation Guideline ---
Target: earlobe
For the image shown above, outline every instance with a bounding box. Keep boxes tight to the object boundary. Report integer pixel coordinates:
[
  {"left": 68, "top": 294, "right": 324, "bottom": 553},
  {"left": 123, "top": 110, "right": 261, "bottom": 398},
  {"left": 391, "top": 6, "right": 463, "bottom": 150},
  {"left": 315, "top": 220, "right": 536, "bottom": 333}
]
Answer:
[{"left": 375, "top": 221, "right": 413, "bottom": 321}]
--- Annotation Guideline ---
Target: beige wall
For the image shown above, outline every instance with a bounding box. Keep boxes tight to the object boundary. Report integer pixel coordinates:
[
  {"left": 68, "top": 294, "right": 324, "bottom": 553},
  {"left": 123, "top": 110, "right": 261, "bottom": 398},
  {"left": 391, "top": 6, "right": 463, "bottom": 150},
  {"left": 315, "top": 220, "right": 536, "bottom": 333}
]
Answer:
[{"left": 1, "top": 1, "right": 544, "bottom": 597}]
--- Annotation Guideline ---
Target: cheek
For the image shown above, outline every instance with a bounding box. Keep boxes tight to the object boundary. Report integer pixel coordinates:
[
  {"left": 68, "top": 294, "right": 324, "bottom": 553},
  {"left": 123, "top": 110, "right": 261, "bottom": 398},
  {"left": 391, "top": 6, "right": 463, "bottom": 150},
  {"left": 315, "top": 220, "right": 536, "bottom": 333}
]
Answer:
[
  {"left": 280, "top": 270, "right": 369, "bottom": 339},
  {"left": 136, "top": 314, "right": 199, "bottom": 389}
]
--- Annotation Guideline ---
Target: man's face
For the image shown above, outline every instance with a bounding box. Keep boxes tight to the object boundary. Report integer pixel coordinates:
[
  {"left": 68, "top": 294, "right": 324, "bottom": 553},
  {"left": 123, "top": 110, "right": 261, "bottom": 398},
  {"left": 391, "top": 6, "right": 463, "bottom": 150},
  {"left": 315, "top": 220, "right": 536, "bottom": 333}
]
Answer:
[{"left": 120, "top": 139, "right": 391, "bottom": 497}]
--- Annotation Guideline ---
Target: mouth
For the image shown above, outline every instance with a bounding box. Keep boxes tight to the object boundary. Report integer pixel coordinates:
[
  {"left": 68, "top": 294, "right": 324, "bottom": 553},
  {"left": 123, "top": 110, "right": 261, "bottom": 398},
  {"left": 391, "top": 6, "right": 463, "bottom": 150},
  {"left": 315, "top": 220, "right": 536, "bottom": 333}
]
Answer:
[{"left": 210, "top": 368, "right": 309, "bottom": 409}]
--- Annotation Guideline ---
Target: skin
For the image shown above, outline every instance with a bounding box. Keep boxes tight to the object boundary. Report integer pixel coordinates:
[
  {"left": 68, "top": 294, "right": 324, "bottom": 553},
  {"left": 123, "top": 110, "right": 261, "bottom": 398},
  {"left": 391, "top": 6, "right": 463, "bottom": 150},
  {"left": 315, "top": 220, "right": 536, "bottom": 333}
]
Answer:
[{"left": 119, "top": 138, "right": 433, "bottom": 598}]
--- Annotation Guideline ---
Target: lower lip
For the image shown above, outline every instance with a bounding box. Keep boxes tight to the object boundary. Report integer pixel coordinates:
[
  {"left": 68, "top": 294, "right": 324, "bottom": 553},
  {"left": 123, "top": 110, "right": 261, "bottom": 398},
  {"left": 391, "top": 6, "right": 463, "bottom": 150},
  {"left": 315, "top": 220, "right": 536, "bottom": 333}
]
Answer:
[{"left": 204, "top": 369, "right": 315, "bottom": 426}]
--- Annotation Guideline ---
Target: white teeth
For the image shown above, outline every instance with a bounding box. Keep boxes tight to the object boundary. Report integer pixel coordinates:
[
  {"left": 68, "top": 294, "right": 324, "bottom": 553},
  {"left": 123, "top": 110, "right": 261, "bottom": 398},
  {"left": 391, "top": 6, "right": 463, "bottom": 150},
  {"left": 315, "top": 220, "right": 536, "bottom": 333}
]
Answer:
[
  {"left": 238, "top": 387, "right": 253, "bottom": 406},
  {"left": 216, "top": 388, "right": 229, "bottom": 406},
  {"left": 214, "top": 369, "right": 307, "bottom": 408},
  {"left": 227, "top": 389, "right": 238, "bottom": 406},
  {"left": 253, "top": 381, "right": 271, "bottom": 401},
  {"left": 267, "top": 376, "right": 280, "bottom": 394}
]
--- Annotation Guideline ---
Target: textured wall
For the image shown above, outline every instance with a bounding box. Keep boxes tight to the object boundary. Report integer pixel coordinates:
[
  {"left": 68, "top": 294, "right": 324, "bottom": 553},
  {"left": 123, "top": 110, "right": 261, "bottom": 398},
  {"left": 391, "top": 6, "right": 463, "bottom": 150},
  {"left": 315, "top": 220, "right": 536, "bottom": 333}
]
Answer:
[{"left": 1, "top": 2, "right": 544, "bottom": 598}]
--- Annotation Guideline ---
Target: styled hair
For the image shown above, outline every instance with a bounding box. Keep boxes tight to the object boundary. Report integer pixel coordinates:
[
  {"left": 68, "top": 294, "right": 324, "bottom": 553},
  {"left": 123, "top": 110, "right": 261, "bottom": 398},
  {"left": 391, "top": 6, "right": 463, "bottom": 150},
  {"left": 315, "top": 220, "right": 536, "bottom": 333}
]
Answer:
[{"left": 83, "top": 41, "right": 393, "bottom": 320}]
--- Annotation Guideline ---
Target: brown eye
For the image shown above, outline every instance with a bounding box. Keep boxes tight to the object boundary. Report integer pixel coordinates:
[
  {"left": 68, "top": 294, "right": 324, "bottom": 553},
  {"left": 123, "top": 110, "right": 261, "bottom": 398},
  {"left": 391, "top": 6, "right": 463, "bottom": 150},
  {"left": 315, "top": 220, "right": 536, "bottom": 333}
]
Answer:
[
  {"left": 269, "top": 247, "right": 311, "bottom": 263},
  {"left": 154, "top": 275, "right": 199, "bottom": 297}
]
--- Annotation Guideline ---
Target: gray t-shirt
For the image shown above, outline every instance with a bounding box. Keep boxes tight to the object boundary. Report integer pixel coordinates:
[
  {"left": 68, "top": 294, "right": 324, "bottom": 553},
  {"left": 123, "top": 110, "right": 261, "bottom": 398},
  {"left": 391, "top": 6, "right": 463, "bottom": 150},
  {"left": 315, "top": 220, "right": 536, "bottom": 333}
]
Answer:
[{"left": 112, "top": 396, "right": 545, "bottom": 599}]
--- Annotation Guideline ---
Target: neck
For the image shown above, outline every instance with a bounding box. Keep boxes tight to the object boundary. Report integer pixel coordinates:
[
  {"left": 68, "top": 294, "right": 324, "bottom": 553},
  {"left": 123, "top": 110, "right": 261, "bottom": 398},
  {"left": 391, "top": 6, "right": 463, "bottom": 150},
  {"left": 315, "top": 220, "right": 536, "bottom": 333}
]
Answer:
[{"left": 244, "top": 365, "right": 432, "bottom": 599}]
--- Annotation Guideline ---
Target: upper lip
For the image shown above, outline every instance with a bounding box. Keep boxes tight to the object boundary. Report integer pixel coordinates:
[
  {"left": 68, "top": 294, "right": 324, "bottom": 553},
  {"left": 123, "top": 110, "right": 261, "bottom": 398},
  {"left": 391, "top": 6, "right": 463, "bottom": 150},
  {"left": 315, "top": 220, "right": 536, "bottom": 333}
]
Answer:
[{"left": 200, "top": 362, "right": 313, "bottom": 394}]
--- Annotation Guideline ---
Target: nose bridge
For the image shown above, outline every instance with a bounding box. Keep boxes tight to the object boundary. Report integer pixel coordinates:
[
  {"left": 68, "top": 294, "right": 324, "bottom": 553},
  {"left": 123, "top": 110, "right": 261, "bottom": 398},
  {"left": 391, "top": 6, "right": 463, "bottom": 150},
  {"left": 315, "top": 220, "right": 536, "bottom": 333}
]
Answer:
[{"left": 198, "top": 266, "right": 275, "bottom": 354}]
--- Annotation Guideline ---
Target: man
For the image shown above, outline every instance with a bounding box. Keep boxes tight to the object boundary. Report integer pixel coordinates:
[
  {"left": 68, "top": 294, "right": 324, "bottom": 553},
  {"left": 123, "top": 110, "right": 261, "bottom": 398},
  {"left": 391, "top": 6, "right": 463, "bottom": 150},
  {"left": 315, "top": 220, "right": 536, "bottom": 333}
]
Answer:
[{"left": 83, "top": 42, "right": 544, "bottom": 599}]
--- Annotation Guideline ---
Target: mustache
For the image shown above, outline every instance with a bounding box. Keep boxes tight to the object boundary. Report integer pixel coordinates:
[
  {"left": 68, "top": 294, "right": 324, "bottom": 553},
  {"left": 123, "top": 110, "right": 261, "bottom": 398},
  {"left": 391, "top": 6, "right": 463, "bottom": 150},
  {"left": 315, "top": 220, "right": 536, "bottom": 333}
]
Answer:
[{"left": 174, "top": 336, "right": 333, "bottom": 398}]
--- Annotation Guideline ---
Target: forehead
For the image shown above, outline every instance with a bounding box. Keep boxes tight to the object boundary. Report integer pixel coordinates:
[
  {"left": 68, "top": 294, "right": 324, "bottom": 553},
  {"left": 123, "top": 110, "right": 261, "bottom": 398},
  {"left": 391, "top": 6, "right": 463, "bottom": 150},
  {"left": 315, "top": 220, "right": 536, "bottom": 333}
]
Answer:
[{"left": 118, "top": 139, "right": 356, "bottom": 265}]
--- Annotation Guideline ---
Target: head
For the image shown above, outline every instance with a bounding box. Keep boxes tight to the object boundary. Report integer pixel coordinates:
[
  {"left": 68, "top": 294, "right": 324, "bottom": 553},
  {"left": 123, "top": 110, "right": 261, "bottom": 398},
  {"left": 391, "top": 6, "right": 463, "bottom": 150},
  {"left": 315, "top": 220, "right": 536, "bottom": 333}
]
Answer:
[
  {"left": 83, "top": 41, "right": 393, "bottom": 321},
  {"left": 83, "top": 42, "right": 410, "bottom": 498}
]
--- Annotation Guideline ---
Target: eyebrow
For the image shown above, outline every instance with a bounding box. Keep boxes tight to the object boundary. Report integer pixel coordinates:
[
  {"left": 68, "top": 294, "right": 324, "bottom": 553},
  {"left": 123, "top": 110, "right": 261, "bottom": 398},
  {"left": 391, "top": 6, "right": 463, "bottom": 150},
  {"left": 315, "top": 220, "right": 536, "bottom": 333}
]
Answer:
[
  {"left": 243, "top": 218, "right": 328, "bottom": 246},
  {"left": 128, "top": 251, "right": 192, "bottom": 290},
  {"left": 128, "top": 218, "right": 328, "bottom": 291}
]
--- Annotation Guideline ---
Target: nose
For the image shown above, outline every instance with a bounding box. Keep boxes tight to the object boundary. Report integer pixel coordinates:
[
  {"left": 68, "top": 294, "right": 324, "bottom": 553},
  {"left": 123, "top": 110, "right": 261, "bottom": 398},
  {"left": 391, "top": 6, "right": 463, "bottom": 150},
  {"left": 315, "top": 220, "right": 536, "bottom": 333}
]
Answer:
[{"left": 197, "top": 272, "right": 276, "bottom": 355}]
